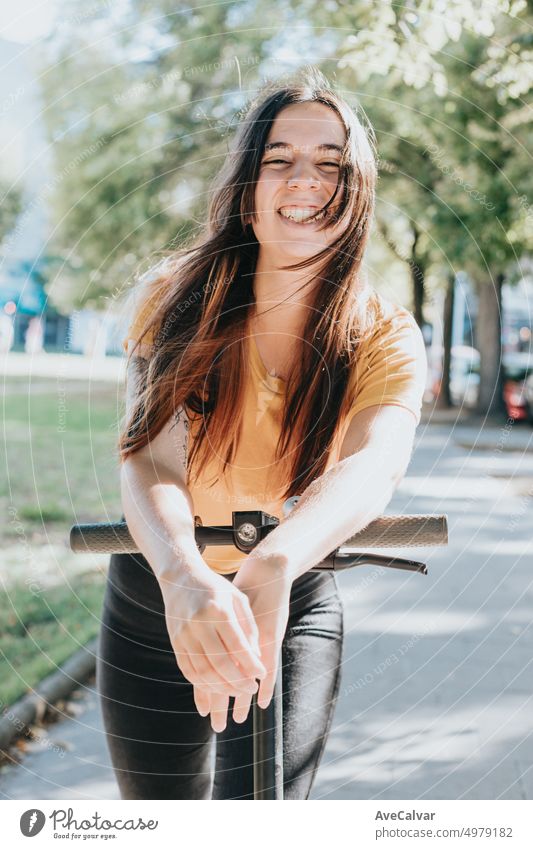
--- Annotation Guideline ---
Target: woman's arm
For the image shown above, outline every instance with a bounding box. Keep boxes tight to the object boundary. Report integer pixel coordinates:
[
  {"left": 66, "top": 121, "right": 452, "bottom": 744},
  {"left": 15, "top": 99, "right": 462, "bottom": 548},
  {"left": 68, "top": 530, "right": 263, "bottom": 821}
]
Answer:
[
  {"left": 235, "top": 404, "right": 418, "bottom": 584},
  {"left": 227, "top": 403, "right": 418, "bottom": 714},
  {"left": 120, "top": 353, "right": 266, "bottom": 721},
  {"left": 121, "top": 351, "right": 210, "bottom": 586}
]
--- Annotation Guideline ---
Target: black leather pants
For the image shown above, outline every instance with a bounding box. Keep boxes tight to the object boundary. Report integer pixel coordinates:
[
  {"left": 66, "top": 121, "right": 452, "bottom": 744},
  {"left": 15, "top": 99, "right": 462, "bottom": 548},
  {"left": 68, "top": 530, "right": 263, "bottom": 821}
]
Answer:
[{"left": 96, "top": 547, "right": 344, "bottom": 800}]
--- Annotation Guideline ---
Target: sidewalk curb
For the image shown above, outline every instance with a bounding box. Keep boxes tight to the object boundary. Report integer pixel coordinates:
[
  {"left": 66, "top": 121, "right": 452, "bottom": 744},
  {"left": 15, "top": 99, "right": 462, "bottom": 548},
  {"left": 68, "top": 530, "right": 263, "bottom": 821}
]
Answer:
[{"left": 0, "top": 637, "right": 98, "bottom": 756}]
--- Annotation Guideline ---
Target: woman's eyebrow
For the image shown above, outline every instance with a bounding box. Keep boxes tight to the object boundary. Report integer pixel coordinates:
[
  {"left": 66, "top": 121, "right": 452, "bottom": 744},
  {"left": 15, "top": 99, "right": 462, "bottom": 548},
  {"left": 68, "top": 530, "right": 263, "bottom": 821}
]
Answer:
[{"left": 264, "top": 142, "right": 343, "bottom": 153}]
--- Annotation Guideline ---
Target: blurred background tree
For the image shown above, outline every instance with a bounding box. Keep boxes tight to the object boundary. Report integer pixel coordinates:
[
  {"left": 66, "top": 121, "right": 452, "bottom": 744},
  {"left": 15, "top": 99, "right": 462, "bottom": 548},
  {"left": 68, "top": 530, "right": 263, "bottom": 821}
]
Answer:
[
  {"left": 313, "top": 0, "right": 532, "bottom": 415},
  {"left": 34, "top": 0, "right": 277, "bottom": 310},
  {"left": 0, "top": 179, "right": 23, "bottom": 246},
  {"left": 32, "top": 0, "right": 533, "bottom": 416}
]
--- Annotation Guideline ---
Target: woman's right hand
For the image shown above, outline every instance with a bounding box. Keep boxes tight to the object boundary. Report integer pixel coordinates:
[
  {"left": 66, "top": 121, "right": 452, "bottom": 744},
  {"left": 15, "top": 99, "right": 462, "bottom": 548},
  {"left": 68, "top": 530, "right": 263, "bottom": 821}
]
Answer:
[{"left": 159, "top": 567, "right": 267, "bottom": 701}]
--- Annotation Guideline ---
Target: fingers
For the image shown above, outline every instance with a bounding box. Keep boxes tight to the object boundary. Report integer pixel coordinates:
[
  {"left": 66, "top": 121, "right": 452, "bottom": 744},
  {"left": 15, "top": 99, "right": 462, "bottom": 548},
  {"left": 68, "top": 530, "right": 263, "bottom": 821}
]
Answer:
[
  {"left": 216, "top": 617, "right": 267, "bottom": 682},
  {"left": 257, "top": 632, "right": 282, "bottom": 710},
  {"left": 194, "top": 683, "right": 249, "bottom": 731},
  {"left": 195, "top": 685, "right": 242, "bottom": 733},
  {"left": 193, "top": 683, "right": 211, "bottom": 717},
  {"left": 194, "top": 632, "right": 261, "bottom": 696},
  {"left": 197, "top": 687, "right": 253, "bottom": 727},
  {"left": 170, "top": 589, "right": 267, "bottom": 701},
  {"left": 176, "top": 640, "right": 239, "bottom": 697},
  {"left": 175, "top": 647, "right": 199, "bottom": 686},
  {"left": 209, "top": 691, "right": 230, "bottom": 733},
  {"left": 173, "top": 625, "right": 263, "bottom": 697},
  {"left": 232, "top": 690, "right": 253, "bottom": 724}
]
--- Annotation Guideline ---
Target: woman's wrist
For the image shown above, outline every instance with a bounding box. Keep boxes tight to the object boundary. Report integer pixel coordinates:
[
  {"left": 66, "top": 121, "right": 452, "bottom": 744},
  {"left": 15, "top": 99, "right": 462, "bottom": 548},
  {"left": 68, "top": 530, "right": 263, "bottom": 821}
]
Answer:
[
  {"left": 234, "top": 550, "right": 293, "bottom": 590},
  {"left": 152, "top": 538, "right": 214, "bottom": 586}
]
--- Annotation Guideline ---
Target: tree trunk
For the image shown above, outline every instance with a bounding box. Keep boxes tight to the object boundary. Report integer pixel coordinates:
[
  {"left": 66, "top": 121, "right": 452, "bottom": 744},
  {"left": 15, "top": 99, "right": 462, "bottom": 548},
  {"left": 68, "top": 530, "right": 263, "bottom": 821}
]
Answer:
[
  {"left": 412, "top": 261, "right": 426, "bottom": 328},
  {"left": 410, "top": 228, "right": 425, "bottom": 328},
  {"left": 436, "top": 274, "right": 454, "bottom": 409},
  {"left": 475, "top": 273, "right": 506, "bottom": 417}
]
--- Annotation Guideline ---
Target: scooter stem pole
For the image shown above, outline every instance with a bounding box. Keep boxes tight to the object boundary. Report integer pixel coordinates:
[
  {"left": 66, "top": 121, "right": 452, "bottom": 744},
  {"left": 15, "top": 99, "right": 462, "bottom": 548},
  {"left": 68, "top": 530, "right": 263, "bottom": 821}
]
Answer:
[{"left": 253, "top": 649, "right": 284, "bottom": 799}]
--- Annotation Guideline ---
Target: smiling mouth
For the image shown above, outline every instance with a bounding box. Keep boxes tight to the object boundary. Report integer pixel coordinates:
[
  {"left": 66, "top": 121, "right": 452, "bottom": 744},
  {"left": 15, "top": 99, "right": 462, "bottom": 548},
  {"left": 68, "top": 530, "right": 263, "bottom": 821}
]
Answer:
[{"left": 277, "top": 207, "right": 328, "bottom": 224}]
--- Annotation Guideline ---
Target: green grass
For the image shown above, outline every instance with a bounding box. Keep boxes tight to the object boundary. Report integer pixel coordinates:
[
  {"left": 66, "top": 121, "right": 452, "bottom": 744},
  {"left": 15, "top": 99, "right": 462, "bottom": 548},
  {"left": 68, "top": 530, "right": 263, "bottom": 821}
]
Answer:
[
  {"left": 2, "top": 377, "right": 125, "bottom": 544},
  {"left": 1, "top": 376, "right": 123, "bottom": 707},
  {"left": 0, "top": 571, "right": 106, "bottom": 706}
]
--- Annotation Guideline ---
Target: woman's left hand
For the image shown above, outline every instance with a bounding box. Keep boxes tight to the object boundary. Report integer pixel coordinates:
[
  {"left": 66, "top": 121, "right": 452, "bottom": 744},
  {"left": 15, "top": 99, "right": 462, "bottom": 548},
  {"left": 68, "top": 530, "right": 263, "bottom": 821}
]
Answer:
[{"left": 193, "top": 556, "right": 292, "bottom": 732}]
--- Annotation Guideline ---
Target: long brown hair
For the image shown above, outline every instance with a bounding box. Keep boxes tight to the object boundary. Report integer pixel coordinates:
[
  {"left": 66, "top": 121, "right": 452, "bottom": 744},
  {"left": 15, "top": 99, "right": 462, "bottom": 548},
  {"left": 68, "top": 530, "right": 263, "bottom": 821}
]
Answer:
[{"left": 118, "top": 65, "right": 383, "bottom": 500}]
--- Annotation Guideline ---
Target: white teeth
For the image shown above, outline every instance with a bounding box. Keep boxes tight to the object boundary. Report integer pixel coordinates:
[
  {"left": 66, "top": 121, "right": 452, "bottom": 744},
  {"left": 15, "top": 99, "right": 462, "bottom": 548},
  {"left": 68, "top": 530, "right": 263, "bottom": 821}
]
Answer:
[{"left": 278, "top": 207, "right": 326, "bottom": 223}]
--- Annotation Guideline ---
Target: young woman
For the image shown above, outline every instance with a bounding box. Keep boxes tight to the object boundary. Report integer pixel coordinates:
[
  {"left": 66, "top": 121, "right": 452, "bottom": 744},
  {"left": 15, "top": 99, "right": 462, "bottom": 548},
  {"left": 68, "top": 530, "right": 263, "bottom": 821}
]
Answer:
[{"left": 97, "top": 66, "right": 427, "bottom": 800}]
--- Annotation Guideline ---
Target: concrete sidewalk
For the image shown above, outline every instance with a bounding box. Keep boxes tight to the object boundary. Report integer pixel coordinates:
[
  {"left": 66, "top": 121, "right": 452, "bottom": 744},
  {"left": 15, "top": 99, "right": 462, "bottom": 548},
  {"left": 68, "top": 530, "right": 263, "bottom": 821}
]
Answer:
[
  {"left": 1, "top": 350, "right": 125, "bottom": 382},
  {"left": 1, "top": 417, "right": 532, "bottom": 799}
]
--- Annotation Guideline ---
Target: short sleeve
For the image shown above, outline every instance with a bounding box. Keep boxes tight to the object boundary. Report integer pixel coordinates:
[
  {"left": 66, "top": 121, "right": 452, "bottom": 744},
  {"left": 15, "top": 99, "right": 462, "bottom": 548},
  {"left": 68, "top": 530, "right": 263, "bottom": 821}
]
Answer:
[
  {"left": 121, "top": 264, "right": 168, "bottom": 354},
  {"left": 121, "top": 292, "right": 156, "bottom": 354},
  {"left": 121, "top": 256, "right": 187, "bottom": 354},
  {"left": 346, "top": 311, "right": 428, "bottom": 426}
]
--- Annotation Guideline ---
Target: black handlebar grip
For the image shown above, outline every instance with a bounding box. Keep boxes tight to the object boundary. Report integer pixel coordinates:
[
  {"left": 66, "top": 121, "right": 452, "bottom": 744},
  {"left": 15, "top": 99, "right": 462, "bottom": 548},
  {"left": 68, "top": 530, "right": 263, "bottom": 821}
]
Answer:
[
  {"left": 341, "top": 515, "right": 448, "bottom": 549},
  {"left": 70, "top": 521, "right": 135, "bottom": 554}
]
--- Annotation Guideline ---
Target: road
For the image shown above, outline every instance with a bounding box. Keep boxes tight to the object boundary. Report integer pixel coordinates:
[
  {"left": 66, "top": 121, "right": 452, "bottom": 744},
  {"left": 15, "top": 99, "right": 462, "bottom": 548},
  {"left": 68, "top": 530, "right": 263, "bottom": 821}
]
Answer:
[{"left": 1, "top": 414, "right": 532, "bottom": 800}]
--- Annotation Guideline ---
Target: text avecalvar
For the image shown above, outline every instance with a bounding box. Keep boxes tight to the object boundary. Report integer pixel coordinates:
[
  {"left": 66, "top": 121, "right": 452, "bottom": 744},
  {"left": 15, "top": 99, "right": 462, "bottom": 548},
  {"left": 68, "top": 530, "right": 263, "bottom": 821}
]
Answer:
[{"left": 375, "top": 811, "right": 436, "bottom": 821}]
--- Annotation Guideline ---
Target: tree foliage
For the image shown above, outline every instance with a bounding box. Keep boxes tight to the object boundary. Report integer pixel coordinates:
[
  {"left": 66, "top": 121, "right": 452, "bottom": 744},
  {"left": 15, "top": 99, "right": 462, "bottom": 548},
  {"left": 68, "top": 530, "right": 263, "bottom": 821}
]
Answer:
[{"left": 36, "top": 0, "right": 277, "bottom": 309}]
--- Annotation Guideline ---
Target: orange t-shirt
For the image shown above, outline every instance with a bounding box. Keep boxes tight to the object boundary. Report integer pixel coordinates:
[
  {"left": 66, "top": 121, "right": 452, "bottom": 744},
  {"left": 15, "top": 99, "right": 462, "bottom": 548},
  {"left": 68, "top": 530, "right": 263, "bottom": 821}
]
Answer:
[{"left": 123, "top": 286, "right": 427, "bottom": 574}]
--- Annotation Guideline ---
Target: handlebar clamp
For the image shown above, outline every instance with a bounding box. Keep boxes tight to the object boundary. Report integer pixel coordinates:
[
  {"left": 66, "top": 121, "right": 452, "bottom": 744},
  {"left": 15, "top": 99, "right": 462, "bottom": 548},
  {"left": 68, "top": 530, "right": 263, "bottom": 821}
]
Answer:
[{"left": 231, "top": 511, "right": 279, "bottom": 553}]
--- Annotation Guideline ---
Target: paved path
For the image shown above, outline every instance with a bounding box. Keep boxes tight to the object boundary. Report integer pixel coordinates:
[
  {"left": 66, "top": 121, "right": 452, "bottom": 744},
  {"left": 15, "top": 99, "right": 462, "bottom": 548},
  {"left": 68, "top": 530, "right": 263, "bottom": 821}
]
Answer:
[
  {"left": 1, "top": 351, "right": 124, "bottom": 382},
  {"left": 1, "top": 417, "right": 532, "bottom": 799}
]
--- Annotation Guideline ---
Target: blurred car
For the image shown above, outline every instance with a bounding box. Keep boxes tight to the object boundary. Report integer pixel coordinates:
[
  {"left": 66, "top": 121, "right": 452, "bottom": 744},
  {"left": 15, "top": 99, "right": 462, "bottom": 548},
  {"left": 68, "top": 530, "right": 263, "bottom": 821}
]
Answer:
[
  {"left": 524, "top": 372, "right": 533, "bottom": 423},
  {"left": 450, "top": 346, "right": 481, "bottom": 407},
  {"left": 504, "top": 353, "right": 532, "bottom": 421},
  {"left": 429, "top": 345, "right": 480, "bottom": 408}
]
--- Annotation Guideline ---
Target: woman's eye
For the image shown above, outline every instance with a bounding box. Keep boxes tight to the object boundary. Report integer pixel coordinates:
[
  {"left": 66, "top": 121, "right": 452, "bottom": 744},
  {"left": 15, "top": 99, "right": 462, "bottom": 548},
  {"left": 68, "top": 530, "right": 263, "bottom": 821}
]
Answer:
[{"left": 263, "top": 159, "right": 339, "bottom": 167}]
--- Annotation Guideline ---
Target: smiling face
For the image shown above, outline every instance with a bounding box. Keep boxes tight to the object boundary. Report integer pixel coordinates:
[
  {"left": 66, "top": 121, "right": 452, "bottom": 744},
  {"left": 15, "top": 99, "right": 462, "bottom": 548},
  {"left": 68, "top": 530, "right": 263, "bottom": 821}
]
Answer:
[{"left": 251, "top": 101, "right": 350, "bottom": 263}]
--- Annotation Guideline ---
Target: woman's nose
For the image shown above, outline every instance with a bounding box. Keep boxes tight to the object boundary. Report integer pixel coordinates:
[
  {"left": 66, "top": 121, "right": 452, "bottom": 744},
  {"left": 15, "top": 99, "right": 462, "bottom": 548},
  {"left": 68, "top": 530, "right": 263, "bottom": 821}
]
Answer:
[
  {"left": 287, "top": 176, "right": 320, "bottom": 188},
  {"left": 287, "top": 166, "right": 320, "bottom": 188}
]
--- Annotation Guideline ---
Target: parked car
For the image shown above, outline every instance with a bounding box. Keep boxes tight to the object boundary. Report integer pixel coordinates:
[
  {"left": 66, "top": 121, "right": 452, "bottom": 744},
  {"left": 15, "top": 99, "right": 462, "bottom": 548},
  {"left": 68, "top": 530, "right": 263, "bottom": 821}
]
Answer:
[
  {"left": 429, "top": 346, "right": 480, "bottom": 408},
  {"left": 504, "top": 353, "right": 533, "bottom": 421},
  {"left": 450, "top": 346, "right": 481, "bottom": 407},
  {"left": 430, "top": 347, "right": 533, "bottom": 418},
  {"left": 524, "top": 372, "right": 533, "bottom": 423}
]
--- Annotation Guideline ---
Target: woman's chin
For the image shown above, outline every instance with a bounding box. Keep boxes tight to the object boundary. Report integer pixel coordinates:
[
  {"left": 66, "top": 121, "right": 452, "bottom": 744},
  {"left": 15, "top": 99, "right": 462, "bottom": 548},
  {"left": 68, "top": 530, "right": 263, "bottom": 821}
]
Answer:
[
  {"left": 253, "top": 227, "right": 328, "bottom": 259},
  {"left": 278, "top": 240, "right": 326, "bottom": 258}
]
